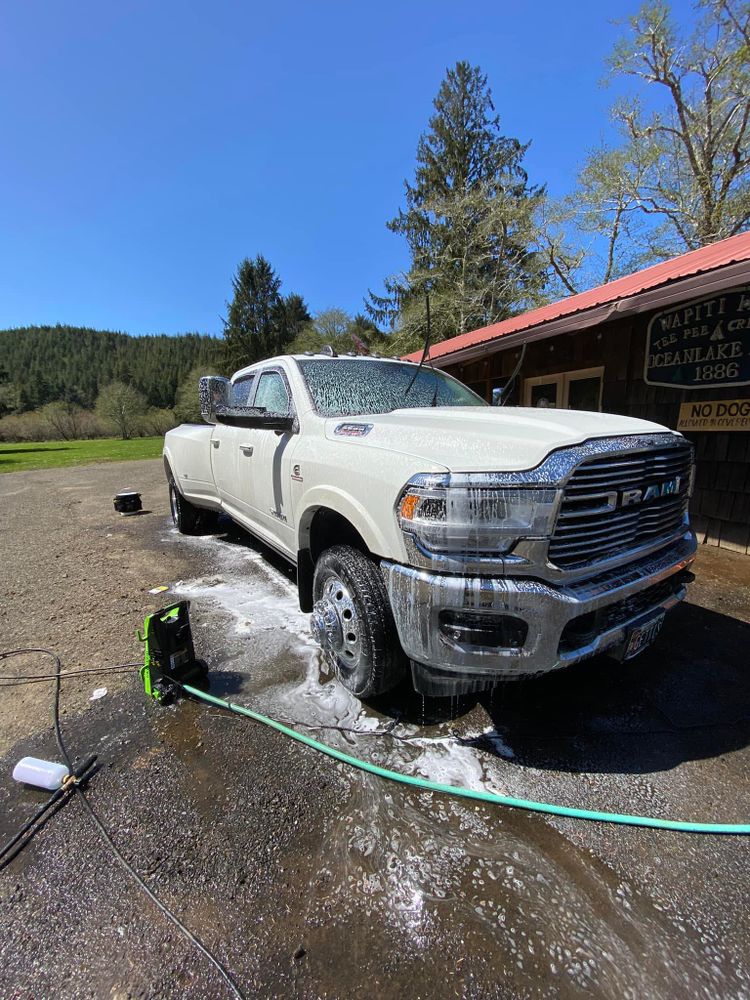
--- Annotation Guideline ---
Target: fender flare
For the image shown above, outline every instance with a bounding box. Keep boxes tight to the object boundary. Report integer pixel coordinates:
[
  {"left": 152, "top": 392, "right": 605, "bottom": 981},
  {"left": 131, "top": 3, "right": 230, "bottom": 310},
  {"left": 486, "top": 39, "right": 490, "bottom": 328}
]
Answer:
[
  {"left": 162, "top": 447, "right": 176, "bottom": 484},
  {"left": 296, "top": 486, "right": 391, "bottom": 558}
]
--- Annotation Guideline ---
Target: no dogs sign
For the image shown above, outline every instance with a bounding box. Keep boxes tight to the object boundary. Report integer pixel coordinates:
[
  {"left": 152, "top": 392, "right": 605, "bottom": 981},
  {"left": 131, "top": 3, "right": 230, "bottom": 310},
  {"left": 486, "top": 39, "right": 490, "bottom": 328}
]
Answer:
[{"left": 677, "top": 398, "right": 750, "bottom": 432}]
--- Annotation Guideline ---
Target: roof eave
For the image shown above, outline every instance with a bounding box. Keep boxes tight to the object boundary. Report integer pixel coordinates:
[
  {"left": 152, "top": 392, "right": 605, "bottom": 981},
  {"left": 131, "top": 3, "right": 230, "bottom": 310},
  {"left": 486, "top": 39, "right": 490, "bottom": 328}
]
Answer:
[{"left": 427, "top": 258, "right": 750, "bottom": 368}]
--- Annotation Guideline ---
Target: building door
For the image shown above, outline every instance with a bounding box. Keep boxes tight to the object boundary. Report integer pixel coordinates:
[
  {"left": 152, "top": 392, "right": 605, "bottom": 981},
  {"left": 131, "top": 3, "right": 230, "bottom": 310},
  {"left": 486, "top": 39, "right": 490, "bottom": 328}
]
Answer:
[
  {"left": 524, "top": 367, "right": 603, "bottom": 411},
  {"left": 526, "top": 376, "right": 563, "bottom": 409},
  {"left": 566, "top": 369, "right": 604, "bottom": 410}
]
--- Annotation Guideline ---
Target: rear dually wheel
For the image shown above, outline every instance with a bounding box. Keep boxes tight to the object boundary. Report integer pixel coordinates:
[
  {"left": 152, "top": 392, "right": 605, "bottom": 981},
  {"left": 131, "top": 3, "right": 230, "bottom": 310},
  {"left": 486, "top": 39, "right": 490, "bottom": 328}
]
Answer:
[{"left": 168, "top": 478, "right": 204, "bottom": 535}]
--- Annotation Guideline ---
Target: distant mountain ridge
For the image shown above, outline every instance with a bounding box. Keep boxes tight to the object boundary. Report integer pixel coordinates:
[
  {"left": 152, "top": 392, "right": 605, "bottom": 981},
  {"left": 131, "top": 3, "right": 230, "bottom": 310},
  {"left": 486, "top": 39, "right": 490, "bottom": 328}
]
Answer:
[{"left": 0, "top": 324, "right": 221, "bottom": 411}]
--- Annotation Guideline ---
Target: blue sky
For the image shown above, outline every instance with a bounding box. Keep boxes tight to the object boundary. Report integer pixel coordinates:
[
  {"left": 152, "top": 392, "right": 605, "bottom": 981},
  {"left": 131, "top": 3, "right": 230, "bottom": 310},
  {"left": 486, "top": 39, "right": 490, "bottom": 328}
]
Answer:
[{"left": 0, "top": 0, "right": 698, "bottom": 336}]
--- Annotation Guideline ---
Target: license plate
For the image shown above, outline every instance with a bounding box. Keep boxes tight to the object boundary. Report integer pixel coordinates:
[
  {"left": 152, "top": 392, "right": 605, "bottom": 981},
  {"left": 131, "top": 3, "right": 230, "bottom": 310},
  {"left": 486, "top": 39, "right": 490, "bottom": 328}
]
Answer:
[{"left": 622, "top": 612, "right": 666, "bottom": 660}]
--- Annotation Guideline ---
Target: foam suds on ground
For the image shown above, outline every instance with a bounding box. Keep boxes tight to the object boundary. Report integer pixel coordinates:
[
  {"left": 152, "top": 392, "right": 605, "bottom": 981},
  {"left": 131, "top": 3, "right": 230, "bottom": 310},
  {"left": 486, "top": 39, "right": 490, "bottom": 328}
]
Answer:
[{"left": 164, "top": 526, "right": 517, "bottom": 798}]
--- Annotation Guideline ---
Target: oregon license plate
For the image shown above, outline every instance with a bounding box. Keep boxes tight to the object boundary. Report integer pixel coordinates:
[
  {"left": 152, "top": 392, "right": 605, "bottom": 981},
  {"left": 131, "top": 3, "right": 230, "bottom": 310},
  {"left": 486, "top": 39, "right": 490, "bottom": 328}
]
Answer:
[{"left": 622, "top": 612, "right": 666, "bottom": 660}]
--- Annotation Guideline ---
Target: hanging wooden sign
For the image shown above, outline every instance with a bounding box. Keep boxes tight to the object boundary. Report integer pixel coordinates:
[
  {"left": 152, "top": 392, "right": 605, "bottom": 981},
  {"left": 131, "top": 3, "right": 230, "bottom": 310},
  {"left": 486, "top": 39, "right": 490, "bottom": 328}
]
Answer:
[{"left": 644, "top": 288, "right": 750, "bottom": 389}]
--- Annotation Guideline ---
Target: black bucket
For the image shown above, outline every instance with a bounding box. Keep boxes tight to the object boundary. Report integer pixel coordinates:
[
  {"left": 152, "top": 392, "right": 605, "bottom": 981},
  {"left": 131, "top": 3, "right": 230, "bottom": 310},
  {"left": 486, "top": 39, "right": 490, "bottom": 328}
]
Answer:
[{"left": 113, "top": 490, "right": 142, "bottom": 514}]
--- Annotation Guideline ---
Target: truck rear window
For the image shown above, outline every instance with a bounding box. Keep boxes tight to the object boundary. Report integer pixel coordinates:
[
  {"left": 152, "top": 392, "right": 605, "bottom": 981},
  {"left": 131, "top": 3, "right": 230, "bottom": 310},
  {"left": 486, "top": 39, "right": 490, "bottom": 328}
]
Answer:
[{"left": 298, "top": 359, "right": 487, "bottom": 417}]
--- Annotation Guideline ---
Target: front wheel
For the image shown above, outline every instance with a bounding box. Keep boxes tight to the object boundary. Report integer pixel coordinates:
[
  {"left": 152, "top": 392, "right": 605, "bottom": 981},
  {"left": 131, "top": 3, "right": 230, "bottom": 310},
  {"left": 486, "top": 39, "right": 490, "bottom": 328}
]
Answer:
[{"left": 311, "top": 545, "right": 406, "bottom": 699}]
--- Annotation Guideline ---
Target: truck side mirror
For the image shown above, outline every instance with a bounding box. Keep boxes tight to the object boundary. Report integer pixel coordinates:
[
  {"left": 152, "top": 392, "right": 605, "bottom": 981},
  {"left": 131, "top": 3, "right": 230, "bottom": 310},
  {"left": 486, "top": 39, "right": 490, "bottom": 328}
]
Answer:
[
  {"left": 216, "top": 407, "right": 295, "bottom": 433},
  {"left": 199, "top": 376, "right": 230, "bottom": 425},
  {"left": 492, "top": 386, "right": 505, "bottom": 406}
]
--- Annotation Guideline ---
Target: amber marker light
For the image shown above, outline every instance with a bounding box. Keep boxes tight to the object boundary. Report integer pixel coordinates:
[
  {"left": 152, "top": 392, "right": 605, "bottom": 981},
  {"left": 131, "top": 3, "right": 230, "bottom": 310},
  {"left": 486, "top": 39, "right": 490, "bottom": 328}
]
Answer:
[{"left": 400, "top": 493, "right": 420, "bottom": 521}]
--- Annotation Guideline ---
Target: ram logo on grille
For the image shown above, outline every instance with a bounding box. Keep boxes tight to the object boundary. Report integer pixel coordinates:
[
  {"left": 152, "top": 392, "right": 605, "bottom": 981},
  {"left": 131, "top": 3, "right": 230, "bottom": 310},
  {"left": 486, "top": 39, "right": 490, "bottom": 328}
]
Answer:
[{"left": 618, "top": 476, "right": 684, "bottom": 508}]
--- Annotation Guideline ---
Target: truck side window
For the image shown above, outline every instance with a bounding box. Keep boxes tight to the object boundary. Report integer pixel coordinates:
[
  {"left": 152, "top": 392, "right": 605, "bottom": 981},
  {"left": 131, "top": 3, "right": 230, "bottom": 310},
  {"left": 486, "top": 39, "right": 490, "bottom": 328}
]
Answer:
[
  {"left": 231, "top": 375, "right": 256, "bottom": 407},
  {"left": 255, "top": 371, "right": 290, "bottom": 414}
]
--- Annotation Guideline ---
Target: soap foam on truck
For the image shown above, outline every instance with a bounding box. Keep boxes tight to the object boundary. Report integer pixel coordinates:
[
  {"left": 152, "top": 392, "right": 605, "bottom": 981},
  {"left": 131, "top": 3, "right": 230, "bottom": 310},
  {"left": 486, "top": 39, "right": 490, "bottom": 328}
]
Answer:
[{"left": 163, "top": 352, "right": 696, "bottom": 698}]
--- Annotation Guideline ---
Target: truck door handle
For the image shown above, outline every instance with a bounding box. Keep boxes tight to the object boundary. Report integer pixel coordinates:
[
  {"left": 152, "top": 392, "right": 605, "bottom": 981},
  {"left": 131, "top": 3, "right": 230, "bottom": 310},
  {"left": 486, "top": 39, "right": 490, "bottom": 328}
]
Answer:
[
  {"left": 212, "top": 440, "right": 220, "bottom": 448},
  {"left": 239, "top": 444, "right": 254, "bottom": 456}
]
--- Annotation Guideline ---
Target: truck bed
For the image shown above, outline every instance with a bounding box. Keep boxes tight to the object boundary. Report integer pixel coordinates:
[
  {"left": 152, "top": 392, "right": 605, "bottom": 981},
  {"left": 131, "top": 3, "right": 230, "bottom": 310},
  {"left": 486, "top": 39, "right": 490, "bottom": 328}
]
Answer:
[{"left": 163, "top": 423, "right": 219, "bottom": 506}]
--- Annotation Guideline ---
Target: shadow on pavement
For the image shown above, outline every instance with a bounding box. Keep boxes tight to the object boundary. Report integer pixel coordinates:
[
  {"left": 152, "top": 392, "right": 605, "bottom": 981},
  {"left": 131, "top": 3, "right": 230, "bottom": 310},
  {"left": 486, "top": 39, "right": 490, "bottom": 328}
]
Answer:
[
  {"left": 0, "top": 446, "right": 70, "bottom": 455},
  {"left": 475, "top": 602, "right": 750, "bottom": 775}
]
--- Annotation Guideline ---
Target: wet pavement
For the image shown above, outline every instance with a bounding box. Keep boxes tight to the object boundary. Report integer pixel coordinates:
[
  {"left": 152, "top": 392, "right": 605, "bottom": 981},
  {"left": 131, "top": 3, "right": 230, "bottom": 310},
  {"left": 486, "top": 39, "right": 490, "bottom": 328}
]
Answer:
[{"left": 1, "top": 459, "right": 749, "bottom": 999}]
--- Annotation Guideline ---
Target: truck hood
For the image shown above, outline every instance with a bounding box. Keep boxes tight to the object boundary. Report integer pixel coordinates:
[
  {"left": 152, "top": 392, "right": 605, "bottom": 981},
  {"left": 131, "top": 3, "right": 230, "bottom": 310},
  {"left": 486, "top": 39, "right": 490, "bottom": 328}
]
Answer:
[{"left": 325, "top": 406, "right": 678, "bottom": 473}]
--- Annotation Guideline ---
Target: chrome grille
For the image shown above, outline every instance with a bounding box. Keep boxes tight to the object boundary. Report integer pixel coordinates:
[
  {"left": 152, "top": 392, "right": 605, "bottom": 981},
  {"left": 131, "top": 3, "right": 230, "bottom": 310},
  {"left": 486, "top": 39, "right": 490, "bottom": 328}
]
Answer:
[{"left": 549, "top": 444, "right": 693, "bottom": 569}]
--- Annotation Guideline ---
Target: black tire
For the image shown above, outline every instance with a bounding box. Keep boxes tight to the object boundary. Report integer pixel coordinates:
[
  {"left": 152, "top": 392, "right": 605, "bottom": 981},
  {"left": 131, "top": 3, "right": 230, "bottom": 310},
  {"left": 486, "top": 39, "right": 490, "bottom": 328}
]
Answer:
[
  {"left": 311, "top": 544, "right": 406, "bottom": 698},
  {"left": 168, "top": 478, "right": 203, "bottom": 535}
]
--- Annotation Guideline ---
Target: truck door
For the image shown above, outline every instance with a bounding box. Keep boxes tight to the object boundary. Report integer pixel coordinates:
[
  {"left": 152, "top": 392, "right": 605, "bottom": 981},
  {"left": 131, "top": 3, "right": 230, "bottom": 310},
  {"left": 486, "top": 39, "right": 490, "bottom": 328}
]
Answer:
[
  {"left": 242, "top": 367, "right": 298, "bottom": 558},
  {"left": 209, "top": 372, "right": 257, "bottom": 513}
]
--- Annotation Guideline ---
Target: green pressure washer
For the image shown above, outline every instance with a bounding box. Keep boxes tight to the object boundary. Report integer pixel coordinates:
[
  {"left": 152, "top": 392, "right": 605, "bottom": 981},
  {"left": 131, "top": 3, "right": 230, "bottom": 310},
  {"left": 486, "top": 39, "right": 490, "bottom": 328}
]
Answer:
[{"left": 138, "top": 601, "right": 207, "bottom": 704}]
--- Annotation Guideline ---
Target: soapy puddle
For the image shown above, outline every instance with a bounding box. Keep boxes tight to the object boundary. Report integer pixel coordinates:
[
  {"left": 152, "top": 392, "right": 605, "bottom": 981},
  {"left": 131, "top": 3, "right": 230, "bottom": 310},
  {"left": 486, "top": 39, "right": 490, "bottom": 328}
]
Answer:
[
  {"left": 168, "top": 529, "right": 513, "bottom": 797},
  {"left": 164, "top": 525, "right": 743, "bottom": 999}
]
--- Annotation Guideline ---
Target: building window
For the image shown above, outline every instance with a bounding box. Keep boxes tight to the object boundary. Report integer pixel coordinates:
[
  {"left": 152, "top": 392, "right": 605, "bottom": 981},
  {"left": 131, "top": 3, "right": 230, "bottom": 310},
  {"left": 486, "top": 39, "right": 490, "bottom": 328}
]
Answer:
[{"left": 523, "top": 367, "right": 604, "bottom": 411}]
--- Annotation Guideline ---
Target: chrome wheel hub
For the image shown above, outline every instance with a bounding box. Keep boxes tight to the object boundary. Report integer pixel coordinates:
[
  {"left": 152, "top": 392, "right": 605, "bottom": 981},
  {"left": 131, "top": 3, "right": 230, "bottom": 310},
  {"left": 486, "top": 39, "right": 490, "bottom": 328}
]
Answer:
[
  {"left": 169, "top": 485, "right": 179, "bottom": 523},
  {"left": 310, "top": 575, "right": 362, "bottom": 669}
]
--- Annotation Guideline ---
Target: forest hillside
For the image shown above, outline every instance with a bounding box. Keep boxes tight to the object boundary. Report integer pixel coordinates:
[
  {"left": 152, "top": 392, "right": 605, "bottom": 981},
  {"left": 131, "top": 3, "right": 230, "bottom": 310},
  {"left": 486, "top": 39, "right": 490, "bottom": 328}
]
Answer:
[{"left": 0, "top": 325, "right": 220, "bottom": 413}]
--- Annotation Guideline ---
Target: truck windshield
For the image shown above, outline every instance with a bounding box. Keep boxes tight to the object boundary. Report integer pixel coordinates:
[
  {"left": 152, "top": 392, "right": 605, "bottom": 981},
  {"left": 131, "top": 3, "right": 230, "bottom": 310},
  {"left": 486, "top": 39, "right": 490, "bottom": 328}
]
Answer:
[{"left": 298, "top": 359, "right": 487, "bottom": 417}]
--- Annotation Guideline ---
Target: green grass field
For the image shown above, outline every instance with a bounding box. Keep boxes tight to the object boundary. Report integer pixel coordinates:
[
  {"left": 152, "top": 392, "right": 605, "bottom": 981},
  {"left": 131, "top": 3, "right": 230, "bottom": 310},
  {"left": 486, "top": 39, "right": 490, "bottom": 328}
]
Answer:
[{"left": 0, "top": 437, "right": 164, "bottom": 473}]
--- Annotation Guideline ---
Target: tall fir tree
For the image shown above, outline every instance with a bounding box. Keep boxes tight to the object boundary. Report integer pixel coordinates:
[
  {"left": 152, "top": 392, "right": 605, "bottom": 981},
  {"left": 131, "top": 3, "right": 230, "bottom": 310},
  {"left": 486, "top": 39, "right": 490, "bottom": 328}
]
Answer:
[
  {"left": 273, "top": 292, "right": 312, "bottom": 357},
  {"left": 369, "top": 61, "right": 546, "bottom": 351},
  {"left": 222, "top": 256, "right": 310, "bottom": 371}
]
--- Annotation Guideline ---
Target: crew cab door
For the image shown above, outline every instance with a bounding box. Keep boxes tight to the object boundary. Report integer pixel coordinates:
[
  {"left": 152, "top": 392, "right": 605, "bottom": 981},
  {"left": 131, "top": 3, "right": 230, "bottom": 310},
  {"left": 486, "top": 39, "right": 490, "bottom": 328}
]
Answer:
[
  {"left": 209, "top": 372, "right": 257, "bottom": 510},
  {"left": 241, "top": 366, "right": 298, "bottom": 557}
]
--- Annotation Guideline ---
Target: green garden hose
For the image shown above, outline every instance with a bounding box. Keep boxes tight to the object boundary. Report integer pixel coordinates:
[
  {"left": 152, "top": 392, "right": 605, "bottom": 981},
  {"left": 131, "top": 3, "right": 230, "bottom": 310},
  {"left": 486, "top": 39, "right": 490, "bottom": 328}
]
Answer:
[{"left": 182, "top": 684, "right": 750, "bottom": 836}]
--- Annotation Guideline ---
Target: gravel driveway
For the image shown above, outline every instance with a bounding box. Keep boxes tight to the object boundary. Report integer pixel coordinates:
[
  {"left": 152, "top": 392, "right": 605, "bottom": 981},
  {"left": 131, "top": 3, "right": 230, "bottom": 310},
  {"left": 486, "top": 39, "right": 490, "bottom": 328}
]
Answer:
[{"left": 1, "top": 458, "right": 749, "bottom": 999}]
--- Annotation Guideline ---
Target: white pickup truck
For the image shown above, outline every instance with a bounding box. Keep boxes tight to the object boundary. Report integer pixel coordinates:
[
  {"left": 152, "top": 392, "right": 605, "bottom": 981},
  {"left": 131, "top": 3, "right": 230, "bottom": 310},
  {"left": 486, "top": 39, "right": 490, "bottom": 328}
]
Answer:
[{"left": 163, "top": 352, "right": 697, "bottom": 698}]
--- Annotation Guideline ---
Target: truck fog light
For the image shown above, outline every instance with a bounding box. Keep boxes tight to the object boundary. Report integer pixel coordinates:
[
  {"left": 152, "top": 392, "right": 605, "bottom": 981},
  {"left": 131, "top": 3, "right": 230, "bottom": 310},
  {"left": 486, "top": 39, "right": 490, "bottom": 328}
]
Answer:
[{"left": 439, "top": 611, "right": 528, "bottom": 649}]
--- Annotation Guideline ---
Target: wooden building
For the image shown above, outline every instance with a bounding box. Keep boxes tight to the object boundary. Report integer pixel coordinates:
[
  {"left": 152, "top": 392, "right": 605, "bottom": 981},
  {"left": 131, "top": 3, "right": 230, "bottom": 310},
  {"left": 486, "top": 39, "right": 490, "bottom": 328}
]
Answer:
[{"left": 406, "top": 232, "right": 750, "bottom": 554}]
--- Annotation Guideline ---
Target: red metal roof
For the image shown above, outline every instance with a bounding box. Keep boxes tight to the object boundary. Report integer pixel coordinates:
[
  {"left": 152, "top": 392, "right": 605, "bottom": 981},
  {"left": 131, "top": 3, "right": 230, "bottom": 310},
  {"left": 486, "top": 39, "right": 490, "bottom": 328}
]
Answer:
[{"left": 403, "top": 231, "right": 750, "bottom": 362}]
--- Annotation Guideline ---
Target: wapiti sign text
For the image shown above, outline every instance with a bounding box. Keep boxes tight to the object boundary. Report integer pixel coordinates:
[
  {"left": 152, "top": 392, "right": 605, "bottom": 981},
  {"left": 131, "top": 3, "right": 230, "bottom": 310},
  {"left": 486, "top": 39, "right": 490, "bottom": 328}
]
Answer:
[{"left": 645, "top": 288, "right": 750, "bottom": 389}]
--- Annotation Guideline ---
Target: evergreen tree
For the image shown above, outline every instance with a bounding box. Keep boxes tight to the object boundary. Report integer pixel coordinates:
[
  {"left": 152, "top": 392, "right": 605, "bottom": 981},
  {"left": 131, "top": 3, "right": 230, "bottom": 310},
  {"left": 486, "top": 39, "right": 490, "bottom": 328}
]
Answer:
[
  {"left": 222, "top": 256, "right": 310, "bottom": 370},
  {"left": 369, "top": 61, "right": 545, "bottom": 351},
  {"left": 0, "top": 365, "right": 17, "bottom": 417},
  {"left": 273, "top": 292, "right": 312, "bottom": 357},
  {"left": 350, "top": 313, "right": 391, "bottom": 353}
]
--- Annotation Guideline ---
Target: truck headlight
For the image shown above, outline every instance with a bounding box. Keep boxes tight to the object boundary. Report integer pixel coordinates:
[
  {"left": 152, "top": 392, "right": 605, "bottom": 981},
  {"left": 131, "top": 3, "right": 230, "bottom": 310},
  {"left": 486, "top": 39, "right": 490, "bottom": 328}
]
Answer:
[{"left": 397, "top": 474, "right": 559, "bottom": 555}]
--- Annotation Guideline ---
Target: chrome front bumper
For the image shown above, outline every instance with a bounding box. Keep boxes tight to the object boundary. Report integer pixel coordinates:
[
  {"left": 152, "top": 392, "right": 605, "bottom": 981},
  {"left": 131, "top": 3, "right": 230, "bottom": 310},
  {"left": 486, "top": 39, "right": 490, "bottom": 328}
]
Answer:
[{"left": 381, "top": 531, "right": 697, "bottom": 683}]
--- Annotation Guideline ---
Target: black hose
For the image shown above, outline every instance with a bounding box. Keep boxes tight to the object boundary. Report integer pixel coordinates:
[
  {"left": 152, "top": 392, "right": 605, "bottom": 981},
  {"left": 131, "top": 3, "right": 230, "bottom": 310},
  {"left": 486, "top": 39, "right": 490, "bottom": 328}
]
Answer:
[
  {"left": 499, "top": 342, "right": 527, "bottom": 405},
  {"left": 0, "top": 648, "right": 246, "bottom": 1000},
  {"left": 0, "top": 664, "right": 140, "bottom": 686}
]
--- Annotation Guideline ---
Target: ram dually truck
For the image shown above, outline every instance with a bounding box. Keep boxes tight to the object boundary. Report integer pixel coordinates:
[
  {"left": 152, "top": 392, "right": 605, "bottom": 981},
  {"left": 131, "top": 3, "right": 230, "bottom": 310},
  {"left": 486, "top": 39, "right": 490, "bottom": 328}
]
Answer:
[{"left": 163, "top": 352, "right": 697, "bottom": 698}]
